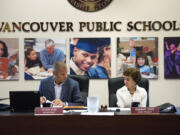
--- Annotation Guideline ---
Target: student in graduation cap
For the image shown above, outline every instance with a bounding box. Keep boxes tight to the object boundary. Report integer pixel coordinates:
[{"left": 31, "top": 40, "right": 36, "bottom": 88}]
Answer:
[
  {"left": 70, "top": 38, "right": 99, "bottom": 76},
  {"left": 89, "top": 38, "right": 111, "bottom": 79}
]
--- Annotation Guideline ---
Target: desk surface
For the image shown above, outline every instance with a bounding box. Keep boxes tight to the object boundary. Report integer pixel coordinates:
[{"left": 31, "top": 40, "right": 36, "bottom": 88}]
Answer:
[{"left": 1, "top": 108, "right": 180, "bottom": 135}]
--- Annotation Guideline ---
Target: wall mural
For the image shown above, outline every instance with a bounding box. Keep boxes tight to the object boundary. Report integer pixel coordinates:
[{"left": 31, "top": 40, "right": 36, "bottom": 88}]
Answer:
[
  {"left": 70, "top": 38, "right": 111, "bottom": 79},
  {"left": 3, "top": 37, "right": 180, "bottom": 80},
  {"left": 116, "top": 37, "right": 158, "bottom": 79},
  {"left": 164, "top": 37, "right": 180, "bottom": 79},
  {"left": 24, "top": 38, "right": 66, "bottom": 80},
  {"left": 0, "top": 38, "right": 19, "bottom": 80}
]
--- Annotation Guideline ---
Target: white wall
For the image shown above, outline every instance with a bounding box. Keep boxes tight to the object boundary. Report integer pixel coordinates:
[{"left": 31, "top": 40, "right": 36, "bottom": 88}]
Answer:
[{"left": 0, "top": 0, "right": 180, "bottom": 107}]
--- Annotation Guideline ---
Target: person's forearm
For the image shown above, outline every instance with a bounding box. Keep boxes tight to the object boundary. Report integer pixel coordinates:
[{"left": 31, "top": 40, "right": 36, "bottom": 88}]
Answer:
[
  {"left": 40, "top": 54, "right": 53, "bottom": 70},
  {"left": 67, "top": 102, "right": 83, "bottom": 106},
  {"left": 41, "top": 62, "right": 53, "bottom": 70}
]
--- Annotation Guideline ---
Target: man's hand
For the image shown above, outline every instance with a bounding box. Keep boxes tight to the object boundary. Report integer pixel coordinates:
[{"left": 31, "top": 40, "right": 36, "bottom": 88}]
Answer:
[
  {"left": 52, "top": 99, "right": 65, "bottom": 106},
  {"left": 40, "top": 96, "right": 46, "bottom": 104},
  {"left": 47, "top": 68, "right": 53, "bottom": 73}
]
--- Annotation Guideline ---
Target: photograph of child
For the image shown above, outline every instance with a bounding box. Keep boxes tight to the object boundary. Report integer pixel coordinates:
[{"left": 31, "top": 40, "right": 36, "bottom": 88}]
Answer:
[
  {"left": 70, "top": 38, "right": 111, "bottom": 79},
  {"left": 164, "top": 37, "right": 180, "bottom": 78},
  {"left": 116, "top": 37, "right": 158, "bottom": 79},
  {"left": 0, "top": 38, "right": 19, "bottom": 80},
  {"left": 24, "top": 38, "right": 66, "bottom": 80}
]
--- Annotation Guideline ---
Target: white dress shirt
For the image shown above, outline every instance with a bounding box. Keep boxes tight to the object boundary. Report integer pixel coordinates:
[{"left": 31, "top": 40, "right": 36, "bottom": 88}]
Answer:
[
  {"left": 54, "top": 81, "right": 64, "bottom": 99},
  {"left": 116, "top": 85, "right": 147, "bottom": 108}
]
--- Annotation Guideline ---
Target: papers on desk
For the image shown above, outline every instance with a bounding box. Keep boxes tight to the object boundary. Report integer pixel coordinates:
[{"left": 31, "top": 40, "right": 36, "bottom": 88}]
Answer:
[
  {"left": 64, "top": 107, "right": 130, "bottom": 115},
  {"left": 64, "top": 106, "right": 85, "bottom": 110},
  {"left": 108, "top": 107, "right": 131, "bottom": 112},
  {"left": 108, "top": 107, "right": 131, "bottom": 115},
  {"left": 36, "top": 71, "right": 53, "bottom": 77},
  {"left": 141, "top": 73, "right": 158, "bottom": 79},
  {"left": 25, "top": 71, "right": 53, "bottom": 80},
  {"left": 81, "top": 112, "right": 114, "bottom": 116},
  {"left": 63, "top": 109, "right": 88, "bottom": 113}
]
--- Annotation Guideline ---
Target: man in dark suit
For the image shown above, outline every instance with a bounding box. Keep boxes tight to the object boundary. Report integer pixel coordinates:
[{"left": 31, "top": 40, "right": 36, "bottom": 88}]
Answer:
[{"left": 39, "top": 61, "right": 83, "bottom": 106}]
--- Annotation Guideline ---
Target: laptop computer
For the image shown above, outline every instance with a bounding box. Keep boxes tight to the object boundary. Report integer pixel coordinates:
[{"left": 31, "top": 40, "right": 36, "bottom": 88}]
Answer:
[{"left": 10, "top": 91, "right": 40, "bottom": 112}]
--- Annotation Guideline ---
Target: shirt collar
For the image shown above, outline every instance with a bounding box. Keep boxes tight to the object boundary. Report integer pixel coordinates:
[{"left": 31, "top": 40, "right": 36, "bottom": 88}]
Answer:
[
  {"left": 126, "top": 85, "right": 139, "bottom": 93},
  {"left": 54, "top": 79, "right": 65, "bottom": 86},
  {"left": 70, "top": 58, "right": 86, "bottom": 75}
]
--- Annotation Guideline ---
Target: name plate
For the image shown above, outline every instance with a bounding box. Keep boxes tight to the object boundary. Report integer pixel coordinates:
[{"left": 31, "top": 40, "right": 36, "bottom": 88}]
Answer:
[
  {"left": 34, "top": 107, "right": 63, "bottom": 115},
  {"left": 131, "top": 107, "right": 159, "bottom": 114}
]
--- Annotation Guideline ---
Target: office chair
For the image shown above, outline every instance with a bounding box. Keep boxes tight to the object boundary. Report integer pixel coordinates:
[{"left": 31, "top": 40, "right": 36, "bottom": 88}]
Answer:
[
  {"left": 68, "top": 75, "right": 89, "bottom": 106},
  {"left": 108, "top": 77, "right": 149, "bottom": 107}
]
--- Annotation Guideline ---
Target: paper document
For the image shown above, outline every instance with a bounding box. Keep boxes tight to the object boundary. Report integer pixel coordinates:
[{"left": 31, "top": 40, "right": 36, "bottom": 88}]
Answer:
[
  {"left": 108, "top": 107, "right": 131, "bottom": 111},
  {"left": 81, "top": 112, "right": 114, "bottom": 116},
  {"left": 63, "top": 110, "right": 88, "bottom": 113}
]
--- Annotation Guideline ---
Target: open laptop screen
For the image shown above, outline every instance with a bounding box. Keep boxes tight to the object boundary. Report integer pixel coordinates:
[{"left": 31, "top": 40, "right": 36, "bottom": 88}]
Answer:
[{"left": 10, "top": 91, "right": 40, "bottom": 112}]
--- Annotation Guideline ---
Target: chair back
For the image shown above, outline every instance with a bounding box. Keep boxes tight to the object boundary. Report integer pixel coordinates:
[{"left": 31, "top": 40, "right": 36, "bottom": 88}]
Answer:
[
  {"left": 108, "top": 77, "right": 149, "bottom": 107},
  {"left": 68, "top": 75, "right": 89, "bottom": 106}
]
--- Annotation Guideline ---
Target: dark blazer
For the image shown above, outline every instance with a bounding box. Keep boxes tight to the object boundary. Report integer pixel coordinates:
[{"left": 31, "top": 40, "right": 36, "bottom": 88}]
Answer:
[{"left": 39, "top": 76, "right": 83, "bottom": 106}]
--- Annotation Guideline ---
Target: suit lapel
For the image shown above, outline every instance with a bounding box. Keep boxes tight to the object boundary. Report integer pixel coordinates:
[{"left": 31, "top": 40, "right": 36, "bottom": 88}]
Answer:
[
  {"left": 61, "top": 78, "right": 68, "bottom": 100},
  {"left": 49, "top": 76, "right": 55, "bottom": 99}
]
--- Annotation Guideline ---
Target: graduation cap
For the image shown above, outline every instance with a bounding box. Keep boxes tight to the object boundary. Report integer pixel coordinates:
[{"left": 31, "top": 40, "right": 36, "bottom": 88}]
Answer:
[{"left": 76, "top": 38, "right": 110, "bottom": 53}]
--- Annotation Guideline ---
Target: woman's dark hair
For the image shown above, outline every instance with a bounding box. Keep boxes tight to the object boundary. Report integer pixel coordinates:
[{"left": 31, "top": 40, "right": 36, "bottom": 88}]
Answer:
[
  {"left": 97, "top": 45, "right": 110, "bottom": 63},
  {"left": 97, "top": 46, "right": 105, "bottom": 63},
  {"left": 123, "top": 68, "right": 141, "bottom": 84},
  {"left": 136, "top": 52, "right": 149, "bottom": 68},
  {"left": 25, "top": 48, "right": 34, "bottom": 60},
  {"left": 0, "top": 40, "right": 8, "bottom": 57}
]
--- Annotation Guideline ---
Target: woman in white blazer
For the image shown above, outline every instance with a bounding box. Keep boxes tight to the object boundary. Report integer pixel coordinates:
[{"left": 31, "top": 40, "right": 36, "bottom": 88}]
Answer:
[{"left": 116, "top": 68, "right": 147, "bottom": 108}]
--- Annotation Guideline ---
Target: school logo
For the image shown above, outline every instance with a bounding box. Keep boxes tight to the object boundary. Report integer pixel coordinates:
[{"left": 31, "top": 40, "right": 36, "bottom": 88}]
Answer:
[{"left": 68, "top": 0, "right": 113, "bottom": 12}]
